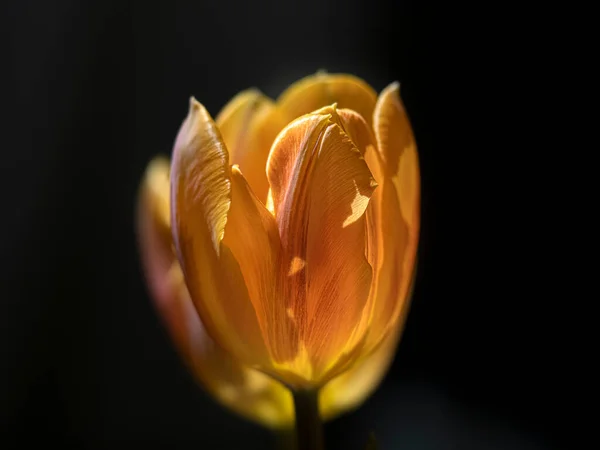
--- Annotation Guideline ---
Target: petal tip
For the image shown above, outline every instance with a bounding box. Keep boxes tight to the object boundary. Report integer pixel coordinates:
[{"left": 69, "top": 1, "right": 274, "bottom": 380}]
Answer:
[
  {"left": 188, "top": 96, "right": 200, "bottom": 109},
  {"left": 246, "top": 87, "right": 264, "bottom": 98},
  {"left": 383, "top": 82, "right": 401, "bottom": 97},
  {"left": 183, "top": 97, "right": 210, "bottom": 130},
  {"left": 147, "top": 155, "right": 170, "bottom": 175},
  {"left": 174, "top": 97, "right": 207, "bottom": 161}
]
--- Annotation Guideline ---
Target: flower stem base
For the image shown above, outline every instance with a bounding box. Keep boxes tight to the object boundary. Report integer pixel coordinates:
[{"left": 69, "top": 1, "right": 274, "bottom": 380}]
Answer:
[{"left": 293, "top": 390, "right": 323, "bottom": 450}]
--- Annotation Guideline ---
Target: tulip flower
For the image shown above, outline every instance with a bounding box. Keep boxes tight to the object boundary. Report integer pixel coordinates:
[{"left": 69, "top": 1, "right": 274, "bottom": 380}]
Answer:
[{"left": 137, "top": 72, "right": 419, "bottom": 449}]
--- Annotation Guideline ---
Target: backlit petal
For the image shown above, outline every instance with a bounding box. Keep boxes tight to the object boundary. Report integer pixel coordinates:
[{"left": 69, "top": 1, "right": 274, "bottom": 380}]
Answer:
[
  {"left": 169, "top": 269, "right": 294, "bottom": 428},
  {"left": 310, "top": 105, "right": 381, "bottom": 345},
  {"left": 137, "top": 157, "right": 293, "bottom": 428},
  {"left": 222, "top": 167, "right": 296, "bottom": 369},
  {"left": 266, "top": 114, "right": 377, "bottom": 385},
  {"left": 374, "top": 82, "right": 420, "bottom": 230},
  {"left": 320, "top": 256, "right": 418, "bottom": 419},
  {"left": 216, "top": 90, "right": 287, "bottom": 202},
  {"left": 320, "top": 316, "right": 401, "bottom": 420},
  {"left": 277, "top": 72, "right": 378, "bottom": 127},
  {"left": 366, "top": 82, "right": 420, "bottom": 350},
  {"left": 305, "top": 123, "right": 376, "bottom": 377},
  {"left": 265, "top": 114, "right": 330, "bottom": 378},
  {"left": 137, "top": 157, "right": 178, "bottom": 321},
  {"left": 266, "top": 114, "right": 331, "bottom": 221},
  {"left": 311, "top": 105, "right": 377, "bottom": 157},
  {"left": 170, "top": 97, "right": 269, "bottom": 368}
]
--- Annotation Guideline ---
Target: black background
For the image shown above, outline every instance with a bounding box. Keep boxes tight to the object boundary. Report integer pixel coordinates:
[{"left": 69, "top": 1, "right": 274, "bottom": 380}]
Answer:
[{"left": 1, "top": 1, "right": 559, "bottom": 449}]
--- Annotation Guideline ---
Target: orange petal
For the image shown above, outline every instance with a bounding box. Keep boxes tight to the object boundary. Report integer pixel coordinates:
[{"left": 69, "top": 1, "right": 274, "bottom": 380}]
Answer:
[
  {"left": 308, "top": 105, "right": 382, "bottom": 263},
  {"left": 168, "top": 270, "right": 295, "bottom": 428},
  {"left": 311, "top": 105, "right": 377, "bottom": 158},
  {"left": 170, "top": 97, "right": 269, "bottom": 368},
  {"left": 305, "top": 123, "right": 377, "bottom": 376},
  {"left": 365, "top": 82, "right": 420, "bottom": 350},
  {"left": 309, "top": 105, "right": 382, "bottom": 346},
  {"left": 277, "top": 72, "right": 378, "bottom": 127},
  {"left": 374, "top": 82, "right": 420, "bottom": 229},
  {"left": 137, "top": 158, "right": 294, "bottom": 428},
  {"left": 216, "top": 90, "right": 287, "bottom": 202},
  {"left": 266, "top": 114, "right": 331, "bottom": 221},
  {"left": 267, "top": 114, "right": 377, "bottom": 384},
  {"left": 222, "top": 167, "right": 296, "bottom": 366}
]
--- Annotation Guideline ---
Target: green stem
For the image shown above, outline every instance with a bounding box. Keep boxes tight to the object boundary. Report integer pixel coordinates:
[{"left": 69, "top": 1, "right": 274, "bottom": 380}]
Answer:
[{"left": 293, "top": 390, "right": 324, "bottom": 450}]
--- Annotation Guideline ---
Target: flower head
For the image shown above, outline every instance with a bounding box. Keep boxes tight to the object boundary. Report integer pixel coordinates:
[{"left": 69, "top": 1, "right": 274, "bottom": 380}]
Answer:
[{"left": 137, "top": 72, "right": 419, "bottom": 425}]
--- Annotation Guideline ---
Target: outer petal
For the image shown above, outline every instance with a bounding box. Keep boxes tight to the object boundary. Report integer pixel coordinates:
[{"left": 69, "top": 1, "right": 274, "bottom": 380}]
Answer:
[
  {"left": 374, "top": 82, "right": 420, "bottom": 230},
  {"left": 311, "top": 105, "right": 377, "bottom": 157},
  {"left": 176, "top": 282, "right": 295, "bottom": 429},
  {"left": 222, "top": 166, "right": 295, "bottom": 374},
  {"left": 216, "top": 90, "right": 287, "bottom": 202},
  {"left": 266, "top": 114, "right": 377, "bottom": 386},
  {"left": 306, "top": 105, "right": 380, "bottom": 348},
  {"left": 365, "top": 82, "right": 420, "bottom": 351},
  {"left": 277, "top": 72, "right": 378, "bottom": 127},
  {"left": 170, "top": 98, "right": 269, "bottom": 369},
  {"left": 136, "top": 159, "right": 294, "bottom": 428},
  {"left": 320, "top": 260, "right": 418, "bottom": 420},
  {"left": 320, "top": 316, "right": 401, "bottom": 421},
  {"left": 137, "top": 157, "right": 173, "bottom": 310}
]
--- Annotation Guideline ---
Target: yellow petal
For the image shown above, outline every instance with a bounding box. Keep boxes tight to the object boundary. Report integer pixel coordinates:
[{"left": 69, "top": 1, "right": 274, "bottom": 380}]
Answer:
[
  {"left": 170, "top": 97, "right": 270, "bottom": 368},
  {"left": 363, "top": 146, "right": 385, "bottom": 268},
  {"left": 320, "top": 255, "right": 418, "bottom": 420},
  {"left": 365, "top": 82, "right": 420, "bottom": 350},
  {"left": 216, "top": 90, "right": 287, "bottom": 202},
  {"left": 266, "top": 114, "right": 377, "bottom": 385},
  {"left": 141, "top": 157, "right": 171, "bottom": 228},
  {"left": 137, "top": 157, "right": 203, "bottom": 389},
  {"left": 277, "top": 72, "right": 378, "bottom": 127},
  {"left": 320, "top": 316, "right": 401, "bottom": 420},
  {"left": 137, "top": 156, "right": 178, "bottom": 318}
]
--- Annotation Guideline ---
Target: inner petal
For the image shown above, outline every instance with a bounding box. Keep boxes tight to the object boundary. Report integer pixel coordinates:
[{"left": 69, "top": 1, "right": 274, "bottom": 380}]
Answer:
[
  {"left": 216, "top": 89, "right": 287, "bottom": 203},
  {"left": 222, "top": 166, "right": 296, "bottom": 364},
  {"left": 266, "top": 113, "right": 377, "bottom": 383}
]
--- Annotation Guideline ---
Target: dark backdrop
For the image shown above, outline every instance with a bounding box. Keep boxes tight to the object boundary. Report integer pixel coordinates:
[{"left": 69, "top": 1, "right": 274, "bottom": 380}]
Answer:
[{"left": 1, "top": 1, "right": 558, "bottom": 449}]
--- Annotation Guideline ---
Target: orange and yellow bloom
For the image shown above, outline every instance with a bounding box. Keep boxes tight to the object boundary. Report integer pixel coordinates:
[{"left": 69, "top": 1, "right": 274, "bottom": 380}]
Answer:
[{"left": 137, "top": 72, "right": 419, "bottom": 427}]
